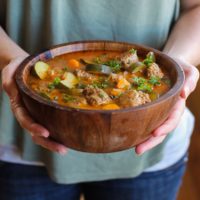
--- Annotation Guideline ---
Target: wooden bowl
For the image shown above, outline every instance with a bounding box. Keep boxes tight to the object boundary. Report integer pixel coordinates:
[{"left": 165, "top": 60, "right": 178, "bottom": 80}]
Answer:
[{"left": 15, "top": 41, "right": 184, "bottom": 153}]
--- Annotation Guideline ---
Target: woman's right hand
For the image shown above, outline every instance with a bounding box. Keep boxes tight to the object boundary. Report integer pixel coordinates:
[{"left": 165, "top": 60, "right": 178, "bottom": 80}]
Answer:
[{"left": 1, "top": 56, "right": 67, "bottom": 154}]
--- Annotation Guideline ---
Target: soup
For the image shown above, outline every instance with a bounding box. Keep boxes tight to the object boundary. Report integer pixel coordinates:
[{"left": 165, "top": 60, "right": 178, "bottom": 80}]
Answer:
[{"left": 28, "top": 49, "right": 171, "bottom": 110}]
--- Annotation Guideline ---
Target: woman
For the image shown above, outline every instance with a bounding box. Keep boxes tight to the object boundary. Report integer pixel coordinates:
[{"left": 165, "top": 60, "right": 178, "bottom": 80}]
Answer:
[{"left": 0, "top": 0, "right": 199, "bottom": 199}]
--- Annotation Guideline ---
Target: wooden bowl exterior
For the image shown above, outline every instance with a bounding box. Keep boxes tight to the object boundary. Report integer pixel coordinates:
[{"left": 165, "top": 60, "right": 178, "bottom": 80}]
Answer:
[{"left": 15, "top": 41, "right": 184, "bottom": 153}]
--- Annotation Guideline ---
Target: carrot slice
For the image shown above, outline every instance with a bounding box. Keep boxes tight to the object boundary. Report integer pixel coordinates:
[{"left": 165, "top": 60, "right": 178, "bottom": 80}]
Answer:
[
  {"left": 102, "top": 104, "right": 120, "bottom": 110},
  {"left": 117, "top": 78, "right": 130, "bottom": 89},
  {"left": 68, "top": 59, "right": 80, "bottom": 69},
  {"left": 110, "top": 89, "right": 123, "bottom": 96}
]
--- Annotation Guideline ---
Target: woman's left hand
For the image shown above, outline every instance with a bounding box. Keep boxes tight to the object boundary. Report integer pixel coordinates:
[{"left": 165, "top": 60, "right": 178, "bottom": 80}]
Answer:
[{"left": 135, "top": 58, "right": 199, "bottom": 155}]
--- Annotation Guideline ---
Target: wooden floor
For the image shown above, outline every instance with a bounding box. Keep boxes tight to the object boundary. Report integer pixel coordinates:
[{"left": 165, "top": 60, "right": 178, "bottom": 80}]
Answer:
[{"left": 177, "top": 126, "right": 200, "bottom": 200}]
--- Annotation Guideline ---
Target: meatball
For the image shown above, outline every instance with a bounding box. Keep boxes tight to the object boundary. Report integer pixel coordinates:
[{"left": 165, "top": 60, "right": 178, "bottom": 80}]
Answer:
[
  {"left": 67, "top": 97, "right": 87, "bottom": 107},
  {"left": 120, "top": 51, "right": 139, "bottom": 69},
  {"left": 109, "top": 73, "right": 123, "bottom": 82},
  {"left": 109, "top": 73, "right": 131, "bottom": 89},
  {"left": 83, "top": 87, "right": 111, "bottom": 106},
  {"left": 147, "top": 63, "right": 164, "bottom": 79},
  {"left": 75, "top": 69, "right": 96, "bottom": 81},
  {"left": 118, "top": 90, "right": 151, "bottom": 108}
]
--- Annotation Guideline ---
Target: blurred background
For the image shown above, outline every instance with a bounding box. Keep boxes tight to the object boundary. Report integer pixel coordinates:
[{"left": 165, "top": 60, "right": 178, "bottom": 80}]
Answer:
[{"left": 178, "top": 65, "right": 200, "bottom": 200}]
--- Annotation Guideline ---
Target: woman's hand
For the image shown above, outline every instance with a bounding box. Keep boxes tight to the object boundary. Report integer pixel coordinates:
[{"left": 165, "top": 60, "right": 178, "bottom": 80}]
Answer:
[
  {"left": 135, "top": 58, "right": 199, "bottom": 155},
  {"left": 2, "top": 56, "right": 67, "bottom": 154}
]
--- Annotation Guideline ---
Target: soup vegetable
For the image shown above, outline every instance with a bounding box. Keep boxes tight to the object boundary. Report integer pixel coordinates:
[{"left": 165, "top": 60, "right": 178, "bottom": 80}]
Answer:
[{"left": 28, "top": 49, "right": 171, "bottom": 110}]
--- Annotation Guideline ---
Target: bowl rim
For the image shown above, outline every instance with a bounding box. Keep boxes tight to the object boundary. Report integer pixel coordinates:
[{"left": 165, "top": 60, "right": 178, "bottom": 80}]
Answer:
[{"left": 15, "top": 40, "right": 185, "bottom": 114}]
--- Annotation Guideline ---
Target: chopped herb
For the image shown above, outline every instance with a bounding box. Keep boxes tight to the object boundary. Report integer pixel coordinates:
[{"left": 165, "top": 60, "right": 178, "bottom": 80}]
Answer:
[
  {"left": 137, "top": 84, "right": 152, "bottom": 93},
  {"left": 90, "top": 82, "right": 98, "bottom": 88},
  {"left": 47, "top": 77, "right": 61, "bottom": 90},
  {"left": 62, "top": 94, "right": 76, "bottom": 102},
  {"left": 149, "top": 76, "right": 161, "bottom": 86},
  {"left": 104, "top": 60, "right": 121, "bottom": 73},
  {"left": 77, "top": 83, "right": 87, "bottom": 89},
  {"left": 132, "top": 77, "right": 147, "bottom": 86},
  {"left": 143, "top": 52, "right": 155, "bottom": 67},
  {"left": 91, "top": 79, "right": 111, "bottom": 89},
  {"left": 147, "top": 52, "right": 155, "bottom": 61},
  {"left": 132, "top": 77, "right": 152, "bottom": 93},
  {"left": 129, "top": 48, "right": 137, "bottom": 54},
  {"left": 62, "top": 66, "right": 68, "bottom": 72},
  {"left": 48, "top": 83, "right": 55, "bottom": 90},
  {"left": 53, "top": 77, "right": 61, "bottom": 85}
]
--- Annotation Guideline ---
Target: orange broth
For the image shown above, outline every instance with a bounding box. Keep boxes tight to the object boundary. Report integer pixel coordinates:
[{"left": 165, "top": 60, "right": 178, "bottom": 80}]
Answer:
[{"left": 28, "top": 51, "right": 171, "bottom": 109}]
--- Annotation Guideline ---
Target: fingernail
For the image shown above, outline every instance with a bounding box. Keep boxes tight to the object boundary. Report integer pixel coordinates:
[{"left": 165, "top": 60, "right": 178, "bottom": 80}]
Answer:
[
  {"left": 30, "top": 132, "right": 48, "bottom": 138},
  {"left": 36, "top": 132, "right": 49, "bottom": 138},
  {"left": 41, "top": 133, "right": 49, "bottom": 138},
  {"left": 184, "top": 87, "right": 189, "bottom": 98},
  {"left": 135, "top": 148, "right": 144, "bottom": 155},
  {"left": 153, "top": 131, "right": 160, "bottom": 137},
  {"left": 58, "top": 148, "right": 67, "bottom": 155},
  {"left": 139, "top": 150, "right": 145, "bottom": 155}
]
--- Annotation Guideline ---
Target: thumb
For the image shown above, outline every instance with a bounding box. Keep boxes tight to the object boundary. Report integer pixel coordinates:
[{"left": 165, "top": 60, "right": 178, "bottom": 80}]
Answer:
[{"left": 2, "top": 56, "right": 28, "bottom": 98}]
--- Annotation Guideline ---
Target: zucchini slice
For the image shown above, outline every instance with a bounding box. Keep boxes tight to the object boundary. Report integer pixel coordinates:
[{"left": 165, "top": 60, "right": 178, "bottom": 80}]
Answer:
[
  {"left": 34, "top": 61, "right": 50, "bottom": 79},
  {"left": 129, "top": 62, "right": 146, "bottom": 73},
  {"left": 85, "top": 64, "right": 112, "bottom": 75},
  {"left": 38, "top": 92, "right": 51, "bottom": 100},
  {"left": 71, "top": 88, "right": 83, "bottom": 95},
  {"left": 80, "top": 58, "right": 95, "bottom": 65},
  {"left": 149, "top": 92, "right": 159, "bottom": 101},
  {"left": 60, "top": 72, "right": 79, "bottom": 89}
]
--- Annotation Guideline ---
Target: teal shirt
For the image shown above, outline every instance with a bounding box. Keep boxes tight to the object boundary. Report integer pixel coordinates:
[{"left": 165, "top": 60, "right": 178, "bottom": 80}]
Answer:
[{"left": 0, "top": 0, "right": 180, "bottom": 183}]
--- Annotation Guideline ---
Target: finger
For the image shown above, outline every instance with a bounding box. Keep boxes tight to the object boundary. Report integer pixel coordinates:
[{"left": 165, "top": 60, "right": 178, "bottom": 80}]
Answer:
[
  {"left": 178, "top": 61, "right": 199, "bottom": 99},
  {"left": 135, "top": 135, "right": 166, "bottom": 155},
  {"left": 2, "top": 57, "right": 49, "bottom": 137},
  {"left": 153, "top": 97, "right": 185, "bottom": 136},
  {"left": 181, "top": 67, "right": 199, "bottom": 99},
  {"left": 32, "top": 135, "right": 67, "bottom": 155},
  {"left": 10, "top": 93, "right": 49, "bottom": 137},
  {"left": 2, "top": 57, "right": 26, "bottom": 97}
]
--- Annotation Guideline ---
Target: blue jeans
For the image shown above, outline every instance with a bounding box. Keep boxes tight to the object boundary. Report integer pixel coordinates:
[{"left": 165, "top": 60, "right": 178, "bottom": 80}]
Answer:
[{"left": 0, "top": 155, "right": 187, "bottom": 200}]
